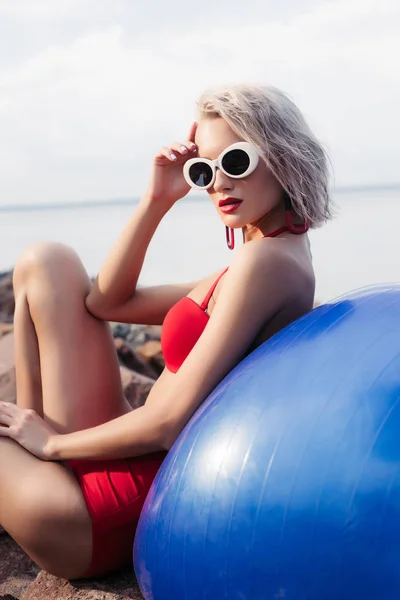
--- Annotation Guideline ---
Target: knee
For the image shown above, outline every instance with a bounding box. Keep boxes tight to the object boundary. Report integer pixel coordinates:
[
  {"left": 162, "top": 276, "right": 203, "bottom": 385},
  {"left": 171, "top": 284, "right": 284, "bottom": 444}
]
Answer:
[{"left": 13, "top": 242, "right": 88, "bottom": 292}]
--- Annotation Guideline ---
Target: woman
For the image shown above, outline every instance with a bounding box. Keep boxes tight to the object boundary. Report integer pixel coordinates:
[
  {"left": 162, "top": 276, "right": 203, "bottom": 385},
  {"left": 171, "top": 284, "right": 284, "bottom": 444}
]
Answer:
[{"left": 0, "top": 84, "right": 332, "bottom": 579}]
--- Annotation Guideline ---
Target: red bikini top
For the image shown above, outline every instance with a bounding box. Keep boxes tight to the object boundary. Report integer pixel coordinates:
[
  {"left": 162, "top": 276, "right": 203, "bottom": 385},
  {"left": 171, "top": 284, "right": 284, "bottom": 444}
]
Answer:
[{"left": 161, "top": 225, "right": 298, "bottom": 373}]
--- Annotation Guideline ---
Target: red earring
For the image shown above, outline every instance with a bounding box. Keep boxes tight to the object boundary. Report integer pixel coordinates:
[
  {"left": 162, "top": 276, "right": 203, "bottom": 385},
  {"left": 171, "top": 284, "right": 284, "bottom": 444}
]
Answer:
[
  {"left": 284, "top": 195, "right": 309, "bottom": 234},
  {"left": 225, "top": 226, "right": 235, "bottom": 250}
]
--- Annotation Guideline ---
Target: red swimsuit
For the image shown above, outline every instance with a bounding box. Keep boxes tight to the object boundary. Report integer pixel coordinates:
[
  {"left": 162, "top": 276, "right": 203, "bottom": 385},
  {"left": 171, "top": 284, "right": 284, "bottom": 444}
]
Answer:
[
  {"left": 161, "top": 267, "right": 228, "bottom": 373},
  {"left": 68, "top": 226, "right": 291, "bottom": 577}
]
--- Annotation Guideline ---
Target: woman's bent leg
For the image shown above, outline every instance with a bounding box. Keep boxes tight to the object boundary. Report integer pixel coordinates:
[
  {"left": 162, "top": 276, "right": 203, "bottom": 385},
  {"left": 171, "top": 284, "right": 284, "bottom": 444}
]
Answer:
[
  {"left": 0, "top": 437, "right": 93, "bottom": 579},
  {"left": 12, "top": 241, "right": 132, "bottom": 434},
  {"left": 1, "top": 242, "right": 140, "bottom": 578}
]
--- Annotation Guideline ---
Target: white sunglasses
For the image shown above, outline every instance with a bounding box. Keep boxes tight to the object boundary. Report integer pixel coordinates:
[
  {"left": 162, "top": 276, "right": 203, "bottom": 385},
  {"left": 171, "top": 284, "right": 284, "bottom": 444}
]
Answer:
[{"left": 183, "top": 142, "right": 259, "bottom": 190}]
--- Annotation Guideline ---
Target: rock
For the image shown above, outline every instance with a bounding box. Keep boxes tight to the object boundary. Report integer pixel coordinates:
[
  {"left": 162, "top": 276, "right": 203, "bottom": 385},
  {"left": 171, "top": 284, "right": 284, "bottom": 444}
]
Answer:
[
  {"left": 120, "top": 366, "right": 155, "bottom": 410},
  {"left": 125, "top": 325, "right": 151, "bottom": 348},
  {"left": 136, "top": 341, "right": 165, "bottom": 376},
  {"left": 0, "top": 534, "right": 40, "bottom": 599},
  {"left": 0, "top": 323, "right": 13, "bottom": 339},
  {"left": 0, "top": 333, "right": 16, "bottom": 403},
  {"left": 111, "top": 324, "right": 162, "bottom": 349},
  {"left": 110, "top": 323, "right": 132, "bottom": 340},
  {"left": 114, "top": 338, "right": 158, "bottom": 381},
  {"left": 0, "top": 534, "right": 145, "bottom": 600},
  {"left": 0, "top": 273, "right": 14, "bottom": 324},
  {"left": 128, "top": 325, "right": 162, "bottom": 346},
  {"left": 20, "top": 569, "right": 144, "bottom": 600}
]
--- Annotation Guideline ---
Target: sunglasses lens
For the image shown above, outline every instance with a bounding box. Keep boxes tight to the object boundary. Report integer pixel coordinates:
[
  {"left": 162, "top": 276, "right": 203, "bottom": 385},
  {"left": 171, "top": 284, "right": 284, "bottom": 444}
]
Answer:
[
  {"left": 188, "top": 162, "right": 213, "bottom": 188},
  {"left": 221, "top": 149, "right": 250, "bottom": 176}
]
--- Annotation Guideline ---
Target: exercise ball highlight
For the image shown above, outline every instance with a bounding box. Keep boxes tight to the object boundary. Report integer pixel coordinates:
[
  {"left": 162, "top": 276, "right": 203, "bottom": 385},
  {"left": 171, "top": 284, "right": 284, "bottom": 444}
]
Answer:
[{"left": 134, "top": 284, "right": 400, "bottom": 600}]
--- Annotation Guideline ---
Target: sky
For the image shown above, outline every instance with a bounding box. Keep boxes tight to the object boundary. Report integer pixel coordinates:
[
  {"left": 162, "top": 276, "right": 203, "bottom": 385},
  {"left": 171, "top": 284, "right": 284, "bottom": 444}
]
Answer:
[{"left": 0, "top": 0, "right": 399, "bottom": 206}]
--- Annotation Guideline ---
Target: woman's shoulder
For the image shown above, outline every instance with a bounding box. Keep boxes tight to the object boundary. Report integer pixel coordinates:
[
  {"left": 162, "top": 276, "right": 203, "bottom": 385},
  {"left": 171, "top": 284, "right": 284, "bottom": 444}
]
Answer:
[
  {"left": 228, "top": 235, "right": 314, "bottom": 304},
  {"left": 234, "top": 234, "right": 309, "bottom": 273}
]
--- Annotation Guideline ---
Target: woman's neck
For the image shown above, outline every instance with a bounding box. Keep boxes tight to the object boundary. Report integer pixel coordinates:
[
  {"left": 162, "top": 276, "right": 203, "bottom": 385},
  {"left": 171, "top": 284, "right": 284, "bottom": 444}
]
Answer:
[{"left": 242, "top": 204, "right": 287, "bottom": 242}]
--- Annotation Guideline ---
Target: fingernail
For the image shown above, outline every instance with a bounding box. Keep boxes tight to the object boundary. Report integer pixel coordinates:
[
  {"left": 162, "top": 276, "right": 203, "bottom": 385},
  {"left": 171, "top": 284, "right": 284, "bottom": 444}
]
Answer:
[
  {"left": 180, "top": 146, "right": 188, "bottom": 153},
  {"left": 170, "top": 153, "right": 177, "bottom": 160}
]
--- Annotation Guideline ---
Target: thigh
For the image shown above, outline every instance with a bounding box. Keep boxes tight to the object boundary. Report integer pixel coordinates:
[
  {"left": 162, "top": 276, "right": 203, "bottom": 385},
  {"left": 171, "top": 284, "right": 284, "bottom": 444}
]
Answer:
[
  {"left": 17, "top": 242, "right": 132, "bottom": 434},
  {"left": 0, "top": 437, "right": 92, "bottom": 579},
  {"left": 38, "top": 304, "right": 131, "bottom": 434}
]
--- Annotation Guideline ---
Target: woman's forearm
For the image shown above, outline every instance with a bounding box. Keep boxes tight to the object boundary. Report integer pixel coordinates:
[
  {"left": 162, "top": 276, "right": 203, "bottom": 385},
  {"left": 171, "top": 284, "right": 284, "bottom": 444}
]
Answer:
[
  {"left": 86, "top": 195, "right": 166, "bottom": 311},
  {"left": 48, "top": 405, "right": 167, "bottom": 462}
]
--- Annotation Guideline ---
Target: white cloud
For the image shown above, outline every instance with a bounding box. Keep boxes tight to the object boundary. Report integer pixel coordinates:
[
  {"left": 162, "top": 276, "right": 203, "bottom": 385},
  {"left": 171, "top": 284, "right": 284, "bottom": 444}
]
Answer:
[
  {"left": 0, "top": 0, "right": 399, "bottom": 205},
  {"left": 0, "top": 0, "right": 94, "bottom": 18}
]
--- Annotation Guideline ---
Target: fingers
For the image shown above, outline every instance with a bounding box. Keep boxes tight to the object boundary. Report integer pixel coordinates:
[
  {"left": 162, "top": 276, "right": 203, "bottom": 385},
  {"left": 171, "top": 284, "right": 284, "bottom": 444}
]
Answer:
[
  {"left": 0, "top": 401, "right": 17, "bottom": 413},
  {"left": 0, "top": 402, "right": 15, "bottom": 426},
  {"left": 170, "top": 141, "right": 197, "bottom": 156},
  {"left": 0, "top": 425, "right": 12, "bottom": 437},
  {"left": 155, "top": 140, "right": 197, "bottom": 163},
  {"left": 187, "top": 121, "right": 198, "bottom": 143},
  {"left": 154, "top": 146, "right": 178, "bottom": 161},
  {"left": 154, "top": 122, "right": 198, "bottom": 164},
  {"left": 0, "top": 401, "right": 15, "bottom": 415}
]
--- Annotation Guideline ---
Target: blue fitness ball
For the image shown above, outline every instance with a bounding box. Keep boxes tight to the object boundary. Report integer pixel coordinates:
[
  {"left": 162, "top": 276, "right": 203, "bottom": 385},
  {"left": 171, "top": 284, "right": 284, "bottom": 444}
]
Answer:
[{"left": 134, "top": 284, "right": 400, "bottom": 600}]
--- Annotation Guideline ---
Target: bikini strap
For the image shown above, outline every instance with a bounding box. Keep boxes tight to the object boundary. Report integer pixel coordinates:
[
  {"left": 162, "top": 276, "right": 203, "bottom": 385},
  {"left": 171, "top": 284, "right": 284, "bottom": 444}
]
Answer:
[
  {"left": 200, "top": 267, "right": 229, "bottom": 311},
  {"left": 264, "top": 226, "right": 290, "bottom": 238}
]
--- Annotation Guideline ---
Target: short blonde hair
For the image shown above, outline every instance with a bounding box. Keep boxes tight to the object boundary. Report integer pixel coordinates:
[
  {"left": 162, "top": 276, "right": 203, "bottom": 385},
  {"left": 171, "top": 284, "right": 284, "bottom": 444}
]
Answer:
[{"left": 197, "top": 84, "right": 332, "bottom": 228}]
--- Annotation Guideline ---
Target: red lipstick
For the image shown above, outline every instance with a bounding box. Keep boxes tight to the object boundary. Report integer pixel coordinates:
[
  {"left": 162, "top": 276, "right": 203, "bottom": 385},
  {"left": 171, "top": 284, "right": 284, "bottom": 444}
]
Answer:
[{"left": 218, "top": 197, "right": 242, "bottom": 214}]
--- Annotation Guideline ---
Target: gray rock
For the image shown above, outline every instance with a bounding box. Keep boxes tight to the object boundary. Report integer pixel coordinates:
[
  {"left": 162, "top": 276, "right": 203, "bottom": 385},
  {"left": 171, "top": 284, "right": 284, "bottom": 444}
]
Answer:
[
  {"left": 20, "top": 569, "right": 144, "bottom": 599},
  {"left": 0, "top": 333, "right": 16, "bottom": 403},
  {"left": 0, "top": 534, "right": 40, "bottom": 599},
  {"left": 0, "top": 272, "right": 14, "bottom": 324},
  {"left": 114, "top": 338, "right": 158, "bottom": 380},
  {"left": 120, "top": 366, "right": 155, "bottom": 410},
  {"left": 110, "top": 323, "right": 132, "bottom": 340}
]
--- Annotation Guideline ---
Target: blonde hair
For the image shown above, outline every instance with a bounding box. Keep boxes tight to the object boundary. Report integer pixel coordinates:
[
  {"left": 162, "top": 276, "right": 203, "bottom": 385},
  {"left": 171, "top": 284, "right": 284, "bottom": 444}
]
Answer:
[{"left": 197, "top": 84, "right": 333, "bottom": 228}]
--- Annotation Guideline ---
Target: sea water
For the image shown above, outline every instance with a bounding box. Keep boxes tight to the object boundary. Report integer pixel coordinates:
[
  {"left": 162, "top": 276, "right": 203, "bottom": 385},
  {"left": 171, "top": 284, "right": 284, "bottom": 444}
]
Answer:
[{"left": 0, "top": 188, "right": 399, "bottom": 304}]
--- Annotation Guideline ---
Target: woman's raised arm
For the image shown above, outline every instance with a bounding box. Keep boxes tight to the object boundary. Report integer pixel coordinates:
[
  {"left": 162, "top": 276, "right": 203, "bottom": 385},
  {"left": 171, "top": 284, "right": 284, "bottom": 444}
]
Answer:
[
  {"left": 86, "top": 123, "right": 198, "bottom": 324},
  {"left": 85, "top": 197, "right": 199, "bottom": 324},
  {"left": 86, "top": 197, "right": 168, "bottom": 316}
]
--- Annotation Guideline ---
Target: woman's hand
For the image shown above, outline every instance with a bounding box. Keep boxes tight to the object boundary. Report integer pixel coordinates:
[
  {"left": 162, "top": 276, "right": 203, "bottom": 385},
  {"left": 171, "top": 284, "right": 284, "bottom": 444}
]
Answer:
[
  {"left": 144, "top": 122, "right": 198, "bottom": 212},
  {"left": 0, "top": 402, "right": 59, "bottom": 461}
]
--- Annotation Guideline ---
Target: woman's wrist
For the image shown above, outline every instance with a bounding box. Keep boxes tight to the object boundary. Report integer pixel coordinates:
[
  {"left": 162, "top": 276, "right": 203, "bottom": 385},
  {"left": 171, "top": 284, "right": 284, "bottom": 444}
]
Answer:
[
  {"left": 139, "top": 192, "right": 167, "bottom": 213},
  {"left": 45, "top": 433, "right": 63, "bottom": 461},
  {"left": 139, "top": 191, "right": 182, "bottom": 218}
]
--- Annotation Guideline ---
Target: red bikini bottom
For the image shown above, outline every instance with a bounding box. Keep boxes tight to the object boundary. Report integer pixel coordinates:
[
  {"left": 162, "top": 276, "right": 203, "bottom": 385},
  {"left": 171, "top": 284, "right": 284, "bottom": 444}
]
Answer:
[{"left": 67, "top": 451, "right": 167, "bottom": 578}]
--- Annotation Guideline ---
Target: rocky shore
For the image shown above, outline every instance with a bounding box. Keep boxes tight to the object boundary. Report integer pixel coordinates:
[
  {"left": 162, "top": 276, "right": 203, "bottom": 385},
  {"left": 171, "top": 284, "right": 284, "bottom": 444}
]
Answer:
[{"left": 0, "top": 270, "right": 163, "bottom": 599}]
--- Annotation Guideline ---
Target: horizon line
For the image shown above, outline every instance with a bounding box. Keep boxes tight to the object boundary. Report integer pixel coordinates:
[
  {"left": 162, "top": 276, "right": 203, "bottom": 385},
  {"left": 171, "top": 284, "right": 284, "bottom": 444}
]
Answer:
[{"left": 0, "top": 182, "right": 399, "bottom": 213}]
